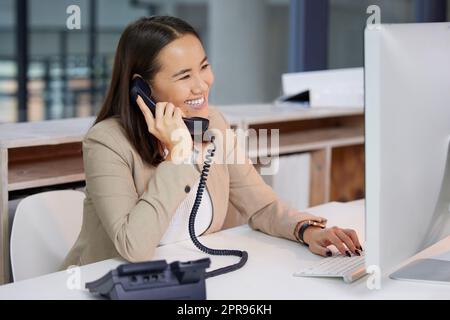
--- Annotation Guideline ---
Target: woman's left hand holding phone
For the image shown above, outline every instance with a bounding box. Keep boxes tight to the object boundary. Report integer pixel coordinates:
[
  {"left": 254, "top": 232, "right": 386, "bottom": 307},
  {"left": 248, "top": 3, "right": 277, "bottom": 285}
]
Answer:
[{"left": 135, "top": 97, "right": 193, "bottom": 164}]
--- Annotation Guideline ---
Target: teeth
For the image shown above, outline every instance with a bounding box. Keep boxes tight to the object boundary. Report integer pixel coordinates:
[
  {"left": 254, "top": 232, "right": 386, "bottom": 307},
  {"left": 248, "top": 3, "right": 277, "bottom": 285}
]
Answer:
[{"left": 185, "top": 97, "right": 204, "bottom": 105}]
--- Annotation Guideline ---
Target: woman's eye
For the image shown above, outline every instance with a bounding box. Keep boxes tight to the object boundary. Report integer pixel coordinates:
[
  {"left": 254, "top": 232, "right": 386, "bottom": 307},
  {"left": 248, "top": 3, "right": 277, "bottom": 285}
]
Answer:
[{"left": 178, "top": 64, "right": 209, "bottom": 80}]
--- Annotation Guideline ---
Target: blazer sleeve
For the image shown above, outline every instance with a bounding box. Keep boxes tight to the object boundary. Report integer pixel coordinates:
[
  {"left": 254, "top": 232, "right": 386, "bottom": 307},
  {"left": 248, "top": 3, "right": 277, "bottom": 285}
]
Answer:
[
  {"left": 216, "top": 112, "right": 327, "bottom": 242},
  {"left": 82, "top": 125, "right": 199, "bottom": 262}
]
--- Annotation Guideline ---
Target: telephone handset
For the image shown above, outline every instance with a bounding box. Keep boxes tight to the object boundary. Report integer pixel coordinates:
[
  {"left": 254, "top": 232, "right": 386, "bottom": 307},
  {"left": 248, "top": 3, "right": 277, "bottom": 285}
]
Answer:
[{"left": 130, "top": 76, "right": 209, "bottom": 140}]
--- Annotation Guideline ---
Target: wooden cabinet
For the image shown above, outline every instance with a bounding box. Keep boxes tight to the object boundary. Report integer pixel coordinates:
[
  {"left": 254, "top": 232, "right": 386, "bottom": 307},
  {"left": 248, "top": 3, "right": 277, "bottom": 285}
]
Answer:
[{"left": 217, "top": 104, "right": 365, "bottom": 207}]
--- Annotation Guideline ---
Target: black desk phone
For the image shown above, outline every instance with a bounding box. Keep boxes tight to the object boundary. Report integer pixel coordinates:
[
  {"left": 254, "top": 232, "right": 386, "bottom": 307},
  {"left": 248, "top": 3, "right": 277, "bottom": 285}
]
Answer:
[
  {"left": 86, "top": 76, "right": 248, "bottom": 300},
  {"left": 85, "top": 258, "right": 211, "bottom": 300}
]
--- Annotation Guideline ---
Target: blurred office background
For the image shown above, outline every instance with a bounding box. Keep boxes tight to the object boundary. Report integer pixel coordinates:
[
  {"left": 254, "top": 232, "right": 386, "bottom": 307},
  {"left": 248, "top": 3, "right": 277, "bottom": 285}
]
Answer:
[{"left": 0, "top": 0, "right": 449, "bottom": 123}]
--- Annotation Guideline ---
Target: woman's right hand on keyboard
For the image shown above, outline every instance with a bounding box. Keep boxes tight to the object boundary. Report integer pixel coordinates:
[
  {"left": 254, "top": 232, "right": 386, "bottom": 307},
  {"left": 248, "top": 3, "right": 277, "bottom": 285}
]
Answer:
[{"left": 303, "top": 226, "right": 363, "bottom": 257}]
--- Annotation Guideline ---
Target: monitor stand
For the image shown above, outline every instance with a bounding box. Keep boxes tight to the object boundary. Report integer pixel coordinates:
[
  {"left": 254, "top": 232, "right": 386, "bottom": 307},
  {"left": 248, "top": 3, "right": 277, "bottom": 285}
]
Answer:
[
  {"left": 390, "top": 141, "right": 450, "bottom": 285},
  {"left": 390, "top": 256, "right": 450, "bottom": 285}
]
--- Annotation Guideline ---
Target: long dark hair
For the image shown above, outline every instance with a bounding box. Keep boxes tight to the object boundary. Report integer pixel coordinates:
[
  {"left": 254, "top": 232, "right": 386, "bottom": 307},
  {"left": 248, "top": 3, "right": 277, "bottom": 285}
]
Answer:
[{"left": 94, "top": 16, "right": 201, "bottom": 166}]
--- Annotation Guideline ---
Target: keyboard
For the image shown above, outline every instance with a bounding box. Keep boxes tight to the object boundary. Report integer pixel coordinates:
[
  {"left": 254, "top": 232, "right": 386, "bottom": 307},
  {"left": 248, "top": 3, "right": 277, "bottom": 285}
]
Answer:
[{"left": 293, "top": 252, "right": 367, "bottom": 283}]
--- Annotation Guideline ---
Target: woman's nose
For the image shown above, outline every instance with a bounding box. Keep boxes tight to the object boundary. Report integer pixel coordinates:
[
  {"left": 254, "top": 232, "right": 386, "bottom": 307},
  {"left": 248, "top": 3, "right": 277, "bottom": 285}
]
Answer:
[{"left": 192, "top": 76, "right": 208, "bottom": 94}]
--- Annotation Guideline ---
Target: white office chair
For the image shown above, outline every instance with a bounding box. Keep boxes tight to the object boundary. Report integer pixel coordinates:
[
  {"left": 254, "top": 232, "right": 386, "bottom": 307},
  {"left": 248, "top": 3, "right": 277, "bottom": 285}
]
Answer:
[{"left": 10, "top": 190, "right": 85, "bottom": 282}]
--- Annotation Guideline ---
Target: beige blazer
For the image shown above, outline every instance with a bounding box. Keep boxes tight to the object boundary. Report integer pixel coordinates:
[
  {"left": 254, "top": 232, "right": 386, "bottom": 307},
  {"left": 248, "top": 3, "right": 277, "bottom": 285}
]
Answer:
[{"left": 60, "top": 106, "right": 326, "bottom": 270}]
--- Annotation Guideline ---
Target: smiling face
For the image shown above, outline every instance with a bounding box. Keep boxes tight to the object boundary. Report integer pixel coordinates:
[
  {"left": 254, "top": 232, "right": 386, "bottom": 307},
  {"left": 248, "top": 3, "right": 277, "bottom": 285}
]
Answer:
[{"left": 149, "top": 33, "right": 214, "bottom": 119}]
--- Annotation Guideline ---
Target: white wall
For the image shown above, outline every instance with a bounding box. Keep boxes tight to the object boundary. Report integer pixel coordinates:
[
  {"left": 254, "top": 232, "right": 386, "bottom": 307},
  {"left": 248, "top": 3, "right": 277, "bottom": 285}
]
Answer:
[
  {"left": 208, "top": 0, "right": 267, "bottom": 104},
  {"left": 208, "top": 0, "right": 289, "bottom": 104}
]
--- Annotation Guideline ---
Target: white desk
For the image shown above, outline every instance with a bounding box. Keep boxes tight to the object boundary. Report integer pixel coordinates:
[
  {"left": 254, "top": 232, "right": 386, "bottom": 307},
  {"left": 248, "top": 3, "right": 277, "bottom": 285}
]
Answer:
[{"left": 0, "top": 200, "right": 449, "bottom": 300}]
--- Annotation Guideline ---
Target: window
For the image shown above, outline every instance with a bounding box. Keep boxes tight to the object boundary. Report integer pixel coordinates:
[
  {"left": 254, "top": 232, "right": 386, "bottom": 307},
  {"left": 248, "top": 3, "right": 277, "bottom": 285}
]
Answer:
[{"left": 0, "top": 0, "right": 16, "bottom": 123}]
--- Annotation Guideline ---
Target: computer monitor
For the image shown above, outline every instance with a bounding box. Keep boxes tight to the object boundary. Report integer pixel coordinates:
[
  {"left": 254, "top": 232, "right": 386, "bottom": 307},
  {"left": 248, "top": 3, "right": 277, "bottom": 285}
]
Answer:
[{"left": 364, "top": 22, "right": 450, "bottom": 280}]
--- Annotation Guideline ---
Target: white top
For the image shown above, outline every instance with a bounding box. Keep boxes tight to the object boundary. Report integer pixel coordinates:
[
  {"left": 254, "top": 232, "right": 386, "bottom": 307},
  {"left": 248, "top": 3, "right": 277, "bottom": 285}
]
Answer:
[
  {"left": 159, "top": 177, "right": 213, "bottom": 246},
  {"left": 159, "top": 144, "right": 213, "bottom": 245}
]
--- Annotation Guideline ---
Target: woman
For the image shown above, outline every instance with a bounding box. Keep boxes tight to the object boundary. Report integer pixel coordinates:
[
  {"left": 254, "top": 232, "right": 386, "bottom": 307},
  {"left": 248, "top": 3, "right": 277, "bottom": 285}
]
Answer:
[{"left": 61, "top": 16, "right": 362, "bottom": 270}]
